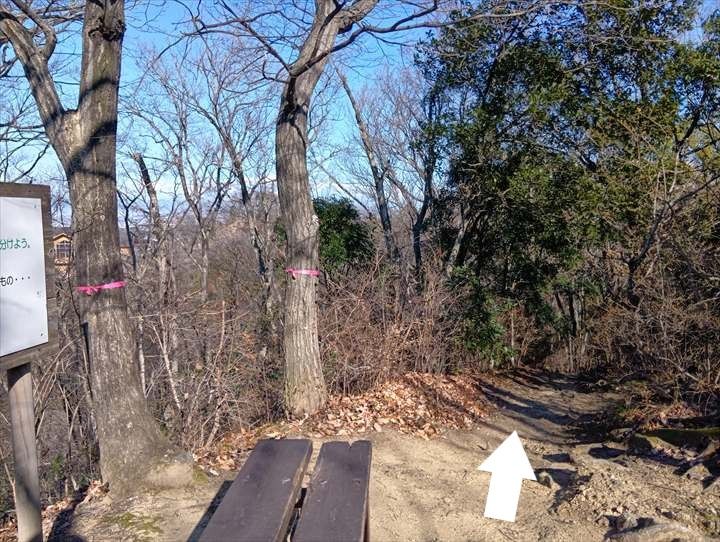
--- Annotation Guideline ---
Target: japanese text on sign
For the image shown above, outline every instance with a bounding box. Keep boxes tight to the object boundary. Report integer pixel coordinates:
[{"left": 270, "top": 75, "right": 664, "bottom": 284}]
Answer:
[{"left": 0, "top": 197, "right": 48, "bottom": 357}]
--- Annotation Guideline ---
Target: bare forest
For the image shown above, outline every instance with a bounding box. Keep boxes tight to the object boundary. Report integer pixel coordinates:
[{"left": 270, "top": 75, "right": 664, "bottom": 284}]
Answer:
[{"left": 0, "top": 0, "right": 719, "bottom": 540}]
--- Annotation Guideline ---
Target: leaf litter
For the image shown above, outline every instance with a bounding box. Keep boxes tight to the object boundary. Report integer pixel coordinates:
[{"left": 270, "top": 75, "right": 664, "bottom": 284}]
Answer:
[{"left": 195, "top": 372, "right": 490, "bottom": 473}]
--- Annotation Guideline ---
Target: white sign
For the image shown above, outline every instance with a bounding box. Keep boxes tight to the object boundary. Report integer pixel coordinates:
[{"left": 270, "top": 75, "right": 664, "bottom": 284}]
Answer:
[
  {"left": 478, "top": 431, "right": 536, "bottom": 522},
  {"left": 0, "top": 197, "right": 48, "bottom": 357}
]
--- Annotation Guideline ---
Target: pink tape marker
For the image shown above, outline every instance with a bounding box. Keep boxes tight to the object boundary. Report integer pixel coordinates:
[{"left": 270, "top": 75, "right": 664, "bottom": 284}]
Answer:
[
  {"left": 76, "top": 280, "right": 127, "bottom": 295},
  {"left": 285, "top": 268, "right": 321, "bottom": 279}
]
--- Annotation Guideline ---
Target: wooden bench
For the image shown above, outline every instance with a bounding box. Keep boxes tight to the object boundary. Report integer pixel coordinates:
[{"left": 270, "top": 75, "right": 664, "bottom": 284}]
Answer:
[{"left": 199, "top": 438, "right": 372, "bottom": 542}]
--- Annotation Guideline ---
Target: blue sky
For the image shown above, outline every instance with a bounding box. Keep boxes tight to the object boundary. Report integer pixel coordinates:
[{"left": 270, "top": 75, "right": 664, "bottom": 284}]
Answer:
[
  {"left": 115, "top": 2, "right": 427, "bottom": 203},
  {"left": 3, "top": 0, "right": 718, "bottom": 212},
  {"left": 1, "top": 2, "right": 419, "bottom": 211}
]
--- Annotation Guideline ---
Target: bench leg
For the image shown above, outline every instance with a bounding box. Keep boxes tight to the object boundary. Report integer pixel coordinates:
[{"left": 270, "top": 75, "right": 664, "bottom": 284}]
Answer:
[{"left": 364, "top": 505, "right": 370, "bottom": 542}]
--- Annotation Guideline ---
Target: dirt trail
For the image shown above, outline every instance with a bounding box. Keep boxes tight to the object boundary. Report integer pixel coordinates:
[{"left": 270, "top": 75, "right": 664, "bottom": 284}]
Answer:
[
  {"left": 369, "top": 370, "right": 606, "bottom": 541},
  {"left": 369, "top": 371, "right": 717, "bottom": 541},
  {"left": 47, "top": 371, "right": 719, "bottom": 541}
]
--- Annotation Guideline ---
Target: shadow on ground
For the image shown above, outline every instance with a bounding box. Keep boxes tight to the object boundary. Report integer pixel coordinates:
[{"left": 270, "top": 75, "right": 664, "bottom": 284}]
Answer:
[
  {"left": 186, "top": 480, "right": 232, "bottom": 541},
  {"left": 47, "top": 486, "right": 90, "bottom": 541},
  {"left": 474, "top": 370, "right": 609, "bottom": 445}
]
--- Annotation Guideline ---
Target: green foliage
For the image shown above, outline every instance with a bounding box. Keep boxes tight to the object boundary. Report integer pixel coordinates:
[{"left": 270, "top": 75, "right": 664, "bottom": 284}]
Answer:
[
  {"left": 451, "top": 267, "right": 514, "bottom": 363},
  {"left": 49, "top": 454, "right": 64, "bottom": 480},
  {"left": 314, "top": 197, "right": 374, "bottom": 272},
  {"left": 418, "top": 0, "right": 720, "bottom": 360}
]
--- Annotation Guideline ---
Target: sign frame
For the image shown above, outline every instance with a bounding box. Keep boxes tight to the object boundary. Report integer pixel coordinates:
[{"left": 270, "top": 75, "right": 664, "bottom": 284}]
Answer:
[
  {"left": 0, "top": 182, "right": 56, "bottom": 542},
  {"left": 0, "top": 183, "right": 57, "bottom": 371}
]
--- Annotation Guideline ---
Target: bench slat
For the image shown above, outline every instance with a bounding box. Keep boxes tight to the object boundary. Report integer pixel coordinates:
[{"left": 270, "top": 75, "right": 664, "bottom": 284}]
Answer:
[
  {"left": 199, "top": 438, "right": 312, "bottom": 542},
  {"left": 293, "top": 440, "right": 372, "bottom": 542}
]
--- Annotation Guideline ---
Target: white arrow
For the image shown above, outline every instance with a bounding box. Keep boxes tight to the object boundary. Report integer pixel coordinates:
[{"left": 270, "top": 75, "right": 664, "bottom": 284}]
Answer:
[{"left": 478, "top": 431, "right": 536, "bottom": 522}]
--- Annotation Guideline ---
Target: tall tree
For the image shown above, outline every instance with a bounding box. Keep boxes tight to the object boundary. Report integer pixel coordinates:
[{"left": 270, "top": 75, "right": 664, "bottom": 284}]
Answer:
[
  {"left": 339, "top": 68, "right": 442, "bottom": 289},
  {"left": 338, "top": 70, "right": 401, "bottom": 267},
  {"left": 420, "top": 0, "right": 720, "bottom": 365},
  {"left": 0, "top": 1, "right": 190, "bottom": 492},
  {"left": 194, "top": 0, "right": 440, "bottom": 415},
  {"left": 274, "top": 1, "right": 375, "bottom": 415}
]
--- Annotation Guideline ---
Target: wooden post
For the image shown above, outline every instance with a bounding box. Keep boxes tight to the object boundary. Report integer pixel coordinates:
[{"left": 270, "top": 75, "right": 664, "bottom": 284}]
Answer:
[{"left": 7, "top": 363, "right": 42, "bottom": 542}]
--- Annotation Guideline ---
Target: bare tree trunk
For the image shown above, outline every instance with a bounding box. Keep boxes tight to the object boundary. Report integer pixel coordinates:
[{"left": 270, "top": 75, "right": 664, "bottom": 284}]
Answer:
[
  {"left": 275, "top": 1, "right": 380, "bottom": 415},
  {"left": 277, "top": 75, "right": 328, "bottom": 415},
  {"left": 132, "top": 153, "right": 166, "bottom": 391},
  {"left": 412, "top": 221, "right": 423, "bottom": 284},
  {"left": 338, "top": 71, "right": 411, "bottom": 311},
  {"left": 72, "top": 4, "right": 186, "bottom": 493},
  {"left": 199, "top": 233, "right": 209, "bottom": 305},
  {"left": 0, "top": 0, "right": 190, "bottom": 493},
  {"left": 137, "top": 316, "right": 147, "bottom": 394},
  {"left": 445, "top": 205, "right": 468, "bottom": 277},
  {"left": 338, "top": 71, "right": 400, "bottom": 264},
  {"left": 412, "top": 158, "right": 435, "bottom": 287}
]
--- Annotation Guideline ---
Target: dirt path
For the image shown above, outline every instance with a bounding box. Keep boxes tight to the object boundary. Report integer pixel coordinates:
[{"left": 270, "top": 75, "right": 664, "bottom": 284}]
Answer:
[
  {"left": 368, "top": 370, "right": 606, "bottom": 541},
  {"left": 48, "top": 371, "right": 719, "bottom": 541},
  {"left": 369, "top": 370, "right": 717, "bottom": 541}
]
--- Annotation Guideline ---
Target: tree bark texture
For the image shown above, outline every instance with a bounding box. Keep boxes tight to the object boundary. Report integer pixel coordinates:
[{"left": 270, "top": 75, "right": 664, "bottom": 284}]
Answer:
[
  {"left": 0, "top": 0, "right": 187, "bottom": 493},
  {"left": 276, "top": 0, "right": 378, "bottom": 416},
  {"left": 277, "top": 72, "right": 328, "bottom": 416}
]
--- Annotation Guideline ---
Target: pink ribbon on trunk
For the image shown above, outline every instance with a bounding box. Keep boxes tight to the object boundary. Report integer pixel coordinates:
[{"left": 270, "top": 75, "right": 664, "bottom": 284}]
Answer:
[
  {"left": 285, "top": 268, "right": 321, "bottom": 279},
  {"left": 76, "top": 280, "right": 126, "bottom": 296}
]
